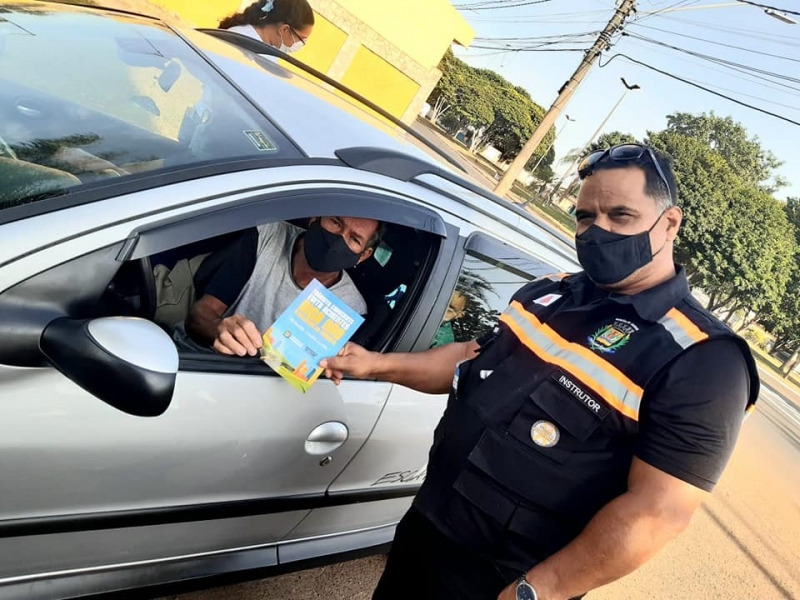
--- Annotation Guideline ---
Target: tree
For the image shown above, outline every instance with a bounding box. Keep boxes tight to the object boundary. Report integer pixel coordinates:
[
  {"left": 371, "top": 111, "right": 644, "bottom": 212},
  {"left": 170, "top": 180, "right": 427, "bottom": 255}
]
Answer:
[
  {"left": 586, "top": 131, "right": 639, "bottom": 154},
  {"left": 647, "top": 129, "right": 794, "bottom": 326},
  {"left": 704, "top": 187, "right": 794, "bottom": 322},
  {"left": 647, "top": 130, "right": 740, "bottom": 289},
  {"left": 784, "top": 197, "right": 800, "bottom": 235},
  {"left": 428, "top": 96, "right": 450, "bottom": 124},
  {"left": 665, "top": 112, "right": 785, "bottom": 193},
  {"left": 557, "top": 132, "right": 640, "bottom": 167},
  {"left": 428, "top": 51, "right": 555, "bottom": 175},
  {"left": 760, "top": 197, "right": 800, "bottom": 374}
]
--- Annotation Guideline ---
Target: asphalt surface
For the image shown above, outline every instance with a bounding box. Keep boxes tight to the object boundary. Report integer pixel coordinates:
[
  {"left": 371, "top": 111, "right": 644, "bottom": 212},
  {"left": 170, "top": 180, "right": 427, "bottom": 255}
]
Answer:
[{"left": 164, "top": 384, "right": 800, "bottom": 600}]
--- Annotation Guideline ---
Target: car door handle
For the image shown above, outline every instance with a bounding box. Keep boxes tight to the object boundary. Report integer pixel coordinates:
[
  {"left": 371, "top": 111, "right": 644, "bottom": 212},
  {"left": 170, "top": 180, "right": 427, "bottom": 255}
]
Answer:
[{"left": 305, "top": 422, "right": 349, "bottom": 455}]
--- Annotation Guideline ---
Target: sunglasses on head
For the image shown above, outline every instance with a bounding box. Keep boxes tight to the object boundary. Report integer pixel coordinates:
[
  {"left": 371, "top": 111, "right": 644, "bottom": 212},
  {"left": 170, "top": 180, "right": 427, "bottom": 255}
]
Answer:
[{"left": 578, "top": 143, "right": 674, "bottom": 206}]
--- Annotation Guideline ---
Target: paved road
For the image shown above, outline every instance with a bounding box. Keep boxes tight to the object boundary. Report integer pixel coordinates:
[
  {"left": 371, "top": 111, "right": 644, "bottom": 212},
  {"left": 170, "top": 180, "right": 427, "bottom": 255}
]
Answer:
[{"left": 166, "top": 386, "right": 800, "bottom": 600}]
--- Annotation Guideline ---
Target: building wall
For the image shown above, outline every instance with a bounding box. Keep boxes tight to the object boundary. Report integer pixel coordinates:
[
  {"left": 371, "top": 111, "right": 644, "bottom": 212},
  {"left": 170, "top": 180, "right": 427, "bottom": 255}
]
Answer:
[{"left": 148, "top": 0, "right": 474, "bottom": 124}]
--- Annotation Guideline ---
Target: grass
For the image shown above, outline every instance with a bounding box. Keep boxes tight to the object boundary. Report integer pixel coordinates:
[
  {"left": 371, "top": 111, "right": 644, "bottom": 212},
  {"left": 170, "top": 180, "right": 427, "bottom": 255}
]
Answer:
[
  {"left": 750, "top": 344, "right": 800, "bottom": 389},
  {"left": 510, "top": 182, "right": 577, "bottom": 233}
]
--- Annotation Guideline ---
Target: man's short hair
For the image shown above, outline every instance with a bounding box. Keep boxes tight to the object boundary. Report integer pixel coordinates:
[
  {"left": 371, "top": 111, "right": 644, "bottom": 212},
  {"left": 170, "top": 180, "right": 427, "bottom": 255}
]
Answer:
[{"left": 590, "top": 147, "right": 678, "bottom": 212}]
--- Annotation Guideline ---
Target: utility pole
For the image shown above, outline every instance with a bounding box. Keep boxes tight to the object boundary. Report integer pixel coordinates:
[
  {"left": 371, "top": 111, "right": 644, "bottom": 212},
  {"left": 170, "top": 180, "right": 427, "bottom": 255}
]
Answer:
[
  {"left": 546, "top": 77, "right": 640, "bottom": 204},
  {"left": 494, "top": 0, "right": 637, "bottom": 197}
]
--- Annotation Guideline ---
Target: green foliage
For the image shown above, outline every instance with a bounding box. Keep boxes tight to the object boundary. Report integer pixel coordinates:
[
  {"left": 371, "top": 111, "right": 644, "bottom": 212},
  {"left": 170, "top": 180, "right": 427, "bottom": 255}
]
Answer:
[
  {"left": 585, "top": 131, "right": 640, "bottom": 154},
  {"left": 742, "top": 327, "right": 770, "bottom": 352},
  {"left": 429, "top": 50, "right": 555, "bottom": 175},
  {"left": 761, "top": 269, "right": 800, "bottom": 354},
  {"left": 648, "top": 129, "right": 794, "bottom": 321},
  {"left": 760, "top": 197, "right": 800, "bottom": 354},
  {"left": 665, "top": 111, "right": 785, "bottom": 193}
]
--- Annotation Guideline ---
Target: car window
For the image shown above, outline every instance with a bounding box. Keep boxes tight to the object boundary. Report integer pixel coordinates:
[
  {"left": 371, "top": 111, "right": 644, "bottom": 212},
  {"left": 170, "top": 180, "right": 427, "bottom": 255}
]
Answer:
[
  {"left": 0, "top": 2, "right": 298, "bottom": 210},
  {"left": 98, "top": 217, "right": 441, "bottom": 362},
  {"left": 432, "top": 231, "right": 561, "bottom": 349},
  {"left": 439, "top": 251, "right": 535, "bottom": 345}
]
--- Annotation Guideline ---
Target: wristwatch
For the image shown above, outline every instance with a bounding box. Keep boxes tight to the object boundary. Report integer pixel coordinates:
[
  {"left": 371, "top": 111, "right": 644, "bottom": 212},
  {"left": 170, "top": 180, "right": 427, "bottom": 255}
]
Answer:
[{"left": 515, "top": 574, "right": 539, "bottom": 600}]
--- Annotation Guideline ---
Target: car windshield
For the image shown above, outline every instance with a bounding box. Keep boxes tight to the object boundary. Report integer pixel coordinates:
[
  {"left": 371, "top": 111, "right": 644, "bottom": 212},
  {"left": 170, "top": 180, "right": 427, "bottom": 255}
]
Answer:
[{"left": 0, "top": 1, "right": 298, "bottom": 211}]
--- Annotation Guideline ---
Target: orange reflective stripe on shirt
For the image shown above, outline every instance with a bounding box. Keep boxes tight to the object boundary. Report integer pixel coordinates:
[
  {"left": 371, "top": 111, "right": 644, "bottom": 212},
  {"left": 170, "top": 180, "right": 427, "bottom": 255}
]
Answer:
[
  {"left": 658, "top": 308, "right": 709, "bottom": 349},
  {"left": 500, "top": 301, "right": 643, "bottom": 421}
]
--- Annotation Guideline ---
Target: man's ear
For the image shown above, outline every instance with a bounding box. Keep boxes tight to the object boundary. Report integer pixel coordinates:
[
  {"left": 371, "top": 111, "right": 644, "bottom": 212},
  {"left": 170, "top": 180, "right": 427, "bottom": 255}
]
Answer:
[
  {"left": 665, "top": 206, "right": 683, "bottom": 242},
  {"left": 357, "top": 247, "right": 374, "bottom": 264}
]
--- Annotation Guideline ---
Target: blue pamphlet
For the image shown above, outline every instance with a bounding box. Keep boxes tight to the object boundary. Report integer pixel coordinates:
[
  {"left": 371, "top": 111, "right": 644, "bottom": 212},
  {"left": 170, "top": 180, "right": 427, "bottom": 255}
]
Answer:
[{"left": 260, "top": 279, "right": 364, "bottom": 392}]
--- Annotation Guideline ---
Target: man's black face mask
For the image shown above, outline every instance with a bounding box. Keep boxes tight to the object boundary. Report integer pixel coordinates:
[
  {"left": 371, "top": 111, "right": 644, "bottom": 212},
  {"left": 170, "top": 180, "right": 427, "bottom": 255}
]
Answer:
[
  {"left": 304, "top": 220, "right": 362, "bottom": 273},
  {"left": 575, "top": 211, "right": 666, "bottom": 286}
]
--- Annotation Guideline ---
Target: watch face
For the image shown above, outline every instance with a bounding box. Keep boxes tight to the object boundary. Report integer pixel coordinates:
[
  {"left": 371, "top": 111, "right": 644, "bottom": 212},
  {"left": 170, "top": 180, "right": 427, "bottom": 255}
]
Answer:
[{"left": 516, "top": 581, "right": 537, "bottom": 600}]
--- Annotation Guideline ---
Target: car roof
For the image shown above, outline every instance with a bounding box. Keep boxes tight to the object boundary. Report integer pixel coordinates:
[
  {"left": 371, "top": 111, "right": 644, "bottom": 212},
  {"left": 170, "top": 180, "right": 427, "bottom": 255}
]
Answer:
[{"left": 0, "top": 1, "right": 576, "bottom": 264}]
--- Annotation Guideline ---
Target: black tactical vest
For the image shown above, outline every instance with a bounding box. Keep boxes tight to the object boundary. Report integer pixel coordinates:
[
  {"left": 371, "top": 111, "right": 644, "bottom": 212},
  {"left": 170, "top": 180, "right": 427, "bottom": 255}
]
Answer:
[{"left": 413, "top": 270, "right": 759, "bottom": 573}]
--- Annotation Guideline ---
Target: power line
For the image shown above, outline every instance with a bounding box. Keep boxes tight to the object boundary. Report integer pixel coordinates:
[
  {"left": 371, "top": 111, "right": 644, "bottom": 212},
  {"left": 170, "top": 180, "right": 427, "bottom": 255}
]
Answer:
[
  {"left": 623, "top": 32, "right": 800, "bottom": 86},
  {"left": 602, "top": 53, "right": 800, "bottom": 126},
  {"left": 632, "top": 0, "right": 703, "bottom": 25},
  {"left": 657, "top": 14, "right": 800, "bottom": 44},
  {"left": 475, "top": 30, "right": 602, "bottom": 41},
  {"left": 629, "top": 22, "right": 800, "bottom": 63},
  {"left": 454, "top": 0, "right": 556, "bottom": 10},
  {"left": 682, "top": 77, "right": 800, "bottom": 111},
  {"left": 736, "top": 0, "right": 800, "bottom": 16},
  {"left": 622, "top": 36, "right": 800, "bottom": 97},
  {"left": 470, "top": 45, "right": 588, "bottom": 51}
]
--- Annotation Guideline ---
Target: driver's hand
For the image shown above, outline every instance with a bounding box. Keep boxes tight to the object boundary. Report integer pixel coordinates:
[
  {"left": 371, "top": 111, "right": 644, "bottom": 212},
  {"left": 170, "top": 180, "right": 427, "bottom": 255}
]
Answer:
[
  {"left": 320, "top": 342, "right": 379, "bottom": 385},
  {"left": 213, "top": 314, "right": 263, "bottom": 357}
]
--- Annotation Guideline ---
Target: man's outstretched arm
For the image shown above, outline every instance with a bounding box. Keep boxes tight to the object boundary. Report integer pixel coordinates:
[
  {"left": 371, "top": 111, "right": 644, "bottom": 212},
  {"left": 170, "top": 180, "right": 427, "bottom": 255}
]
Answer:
[{"left": 321, "top": 341, "right": 479, "bottom": 394}]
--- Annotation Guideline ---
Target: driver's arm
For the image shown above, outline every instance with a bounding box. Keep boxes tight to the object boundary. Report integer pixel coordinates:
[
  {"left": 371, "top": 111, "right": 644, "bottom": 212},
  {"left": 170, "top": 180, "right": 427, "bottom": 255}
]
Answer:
[
  {"left": 185, "top": 294, "right": 262, "bottom": 356},
  {"left": 184, "top": 229, "right": 260, "bottom": 354}
]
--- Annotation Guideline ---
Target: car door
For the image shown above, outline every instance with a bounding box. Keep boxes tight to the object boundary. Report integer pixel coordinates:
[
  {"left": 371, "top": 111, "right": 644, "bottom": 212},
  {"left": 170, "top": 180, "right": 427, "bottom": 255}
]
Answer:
[
  {"left": 0, "top": 175, "right": 446, "bottom": 597},
  {"left": 298, "top": 232, "right": 561, "bottom": 545}
]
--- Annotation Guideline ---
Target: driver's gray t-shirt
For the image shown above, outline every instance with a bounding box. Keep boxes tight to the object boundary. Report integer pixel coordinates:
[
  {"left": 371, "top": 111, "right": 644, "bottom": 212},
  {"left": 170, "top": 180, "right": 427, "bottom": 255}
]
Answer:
[{"left": 174, "top": 221, "right": 367, "bottom": 352}]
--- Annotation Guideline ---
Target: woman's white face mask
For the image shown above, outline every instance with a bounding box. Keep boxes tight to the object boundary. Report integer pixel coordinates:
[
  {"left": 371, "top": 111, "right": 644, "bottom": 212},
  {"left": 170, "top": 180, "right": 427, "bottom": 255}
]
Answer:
[{"left": 278, "top": 27, "right": 304, "bottom": 53}]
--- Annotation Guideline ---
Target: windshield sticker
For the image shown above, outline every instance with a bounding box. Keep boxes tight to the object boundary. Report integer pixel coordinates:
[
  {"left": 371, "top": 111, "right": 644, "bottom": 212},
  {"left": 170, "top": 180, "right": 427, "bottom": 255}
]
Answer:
[{"left": 243, "top": 130, "right": 277, "bottom": 152}]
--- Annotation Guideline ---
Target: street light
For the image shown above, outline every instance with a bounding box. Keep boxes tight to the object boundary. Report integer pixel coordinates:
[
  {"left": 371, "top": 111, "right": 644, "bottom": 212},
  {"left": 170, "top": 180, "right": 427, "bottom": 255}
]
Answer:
[
  {"left": 764, "top": 8, "right": 797, "bottom": 25},
  {"left": 528, "top": 115, "right": 576, "bottom": 178},
  {"left": 547, "top": 78, "right": 641, "bottom": 204},
  {"left": 522, "top": 115, "right": 577, "bottom": 207}
]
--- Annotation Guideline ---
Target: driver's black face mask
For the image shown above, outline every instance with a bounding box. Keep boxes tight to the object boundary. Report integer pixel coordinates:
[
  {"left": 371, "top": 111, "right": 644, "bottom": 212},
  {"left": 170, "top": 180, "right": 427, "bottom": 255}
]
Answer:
[
  {"left": 303, "top": 220, "right": 362, "bottom": 273},
  {"left": 575, "top": 211, "right": 667, "bottom": 286}
]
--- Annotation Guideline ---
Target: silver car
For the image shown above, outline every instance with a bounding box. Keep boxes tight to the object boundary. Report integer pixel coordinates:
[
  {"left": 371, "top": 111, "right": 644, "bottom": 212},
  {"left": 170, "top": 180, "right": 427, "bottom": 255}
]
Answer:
[{"left": 0, "top": 2, "right": 577, "bottom": 598}]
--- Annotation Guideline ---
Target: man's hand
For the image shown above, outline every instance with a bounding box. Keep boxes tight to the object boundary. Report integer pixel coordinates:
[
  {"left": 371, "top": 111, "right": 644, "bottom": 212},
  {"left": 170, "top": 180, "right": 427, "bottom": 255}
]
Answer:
[
  {"left": 213, "top": 314, "right": 263, "bottom": 357},
  {"left": 320, "top": 342, "right": 382, "bottom": 385}
]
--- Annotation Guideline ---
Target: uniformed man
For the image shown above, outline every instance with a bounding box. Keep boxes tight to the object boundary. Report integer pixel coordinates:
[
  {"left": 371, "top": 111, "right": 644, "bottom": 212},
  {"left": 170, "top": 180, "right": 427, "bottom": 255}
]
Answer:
[{"left": 320, "top": 144, "right": 759, "bottom": 600}]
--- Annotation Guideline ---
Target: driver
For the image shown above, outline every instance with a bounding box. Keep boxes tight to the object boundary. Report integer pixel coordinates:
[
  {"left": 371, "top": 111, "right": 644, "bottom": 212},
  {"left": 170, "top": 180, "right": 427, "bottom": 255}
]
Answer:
[{"left": 174, "top": 217, "right": 384, "bottom": 355}]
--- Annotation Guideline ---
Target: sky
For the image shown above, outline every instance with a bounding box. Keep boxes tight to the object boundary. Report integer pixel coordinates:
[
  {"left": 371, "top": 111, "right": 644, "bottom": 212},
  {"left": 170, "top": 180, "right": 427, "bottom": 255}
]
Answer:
[{"left": 451, "top": 0, "right": 799, "bottom": 199}]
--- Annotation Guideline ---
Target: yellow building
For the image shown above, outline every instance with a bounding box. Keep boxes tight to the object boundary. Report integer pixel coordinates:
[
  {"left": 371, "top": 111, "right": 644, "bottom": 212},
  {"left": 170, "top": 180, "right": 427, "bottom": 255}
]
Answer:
[{"left": 150, "top": 0, "right": 474, "bottom": 124}]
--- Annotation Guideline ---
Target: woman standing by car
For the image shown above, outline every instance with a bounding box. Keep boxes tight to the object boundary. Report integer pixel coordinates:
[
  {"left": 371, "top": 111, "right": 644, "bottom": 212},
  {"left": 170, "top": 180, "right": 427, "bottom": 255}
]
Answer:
[{"left": 219, "top": 0, "right": 314, "bottom": 53}]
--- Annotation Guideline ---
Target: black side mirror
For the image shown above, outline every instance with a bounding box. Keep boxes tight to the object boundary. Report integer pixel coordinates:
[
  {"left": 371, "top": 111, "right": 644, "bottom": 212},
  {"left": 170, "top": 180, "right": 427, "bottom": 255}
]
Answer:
[{"left": 40, "top": 317, "right": 177, "bottom": 417}]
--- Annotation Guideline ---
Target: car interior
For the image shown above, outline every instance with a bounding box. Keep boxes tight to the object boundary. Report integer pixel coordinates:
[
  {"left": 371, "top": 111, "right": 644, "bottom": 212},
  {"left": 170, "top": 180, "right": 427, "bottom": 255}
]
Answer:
[
  {"left": 98, "top": 218, "right": 441, "bottom": 355},
  {"left": 0, "top": 67, "right": 288, "bottom": 208}
]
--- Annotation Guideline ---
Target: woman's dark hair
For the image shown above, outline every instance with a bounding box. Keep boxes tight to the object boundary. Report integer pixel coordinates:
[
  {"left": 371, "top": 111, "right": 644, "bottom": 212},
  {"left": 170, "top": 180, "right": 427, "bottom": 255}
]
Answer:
[{"left": 219, "top": 0, "right": 314, "bottom": 31}]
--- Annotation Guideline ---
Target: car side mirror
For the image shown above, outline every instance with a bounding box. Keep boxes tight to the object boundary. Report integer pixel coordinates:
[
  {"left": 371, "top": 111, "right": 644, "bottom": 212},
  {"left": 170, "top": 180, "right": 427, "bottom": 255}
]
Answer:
[{"left": 40, "top": 317, "right": 178, "bottom": 417}]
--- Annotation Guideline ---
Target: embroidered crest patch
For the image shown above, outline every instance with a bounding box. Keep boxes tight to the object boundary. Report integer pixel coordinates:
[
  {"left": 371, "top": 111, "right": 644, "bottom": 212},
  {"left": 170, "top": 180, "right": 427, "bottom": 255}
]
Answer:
[{"left": 587, "top": 319, "right": 639, "bottom": 354}]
